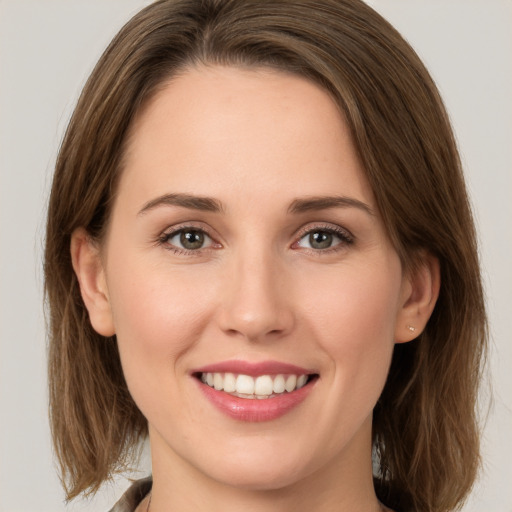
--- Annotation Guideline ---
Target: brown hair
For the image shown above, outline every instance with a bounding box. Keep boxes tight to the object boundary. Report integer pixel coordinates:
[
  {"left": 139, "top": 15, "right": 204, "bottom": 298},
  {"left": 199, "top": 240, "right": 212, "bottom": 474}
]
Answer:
[{"left": 45, "top": 1, "right": 487, "bottom": 510}]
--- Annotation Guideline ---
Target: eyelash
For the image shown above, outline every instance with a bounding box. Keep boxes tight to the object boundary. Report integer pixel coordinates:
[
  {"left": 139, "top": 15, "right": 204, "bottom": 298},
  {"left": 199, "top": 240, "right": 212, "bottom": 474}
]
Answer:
[
  {"left": 157, "top": 224, "right": 219, "bottom": 256},
  {"left": 156, "top": 223, "right": 354, "bottom": 255},
  {"left": 293, "top": 224, "right": 354, "bottom": 254}
]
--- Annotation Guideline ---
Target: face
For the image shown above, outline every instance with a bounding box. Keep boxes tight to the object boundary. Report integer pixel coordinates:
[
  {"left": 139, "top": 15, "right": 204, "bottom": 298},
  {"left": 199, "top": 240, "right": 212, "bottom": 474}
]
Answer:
[{"left": 89, "top": 66, "right": 414, "bottom": 492}]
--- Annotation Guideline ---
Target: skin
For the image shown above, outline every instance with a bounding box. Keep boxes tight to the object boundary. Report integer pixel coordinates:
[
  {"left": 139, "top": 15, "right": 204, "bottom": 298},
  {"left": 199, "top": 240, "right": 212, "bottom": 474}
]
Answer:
[{"left": 72, "top": 65, "right": 438, "bottom": 512}]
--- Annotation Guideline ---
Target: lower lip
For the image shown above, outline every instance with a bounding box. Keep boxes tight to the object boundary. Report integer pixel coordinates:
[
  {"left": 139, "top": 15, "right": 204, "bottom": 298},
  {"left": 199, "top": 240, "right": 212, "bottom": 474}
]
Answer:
[{"left": 196, "top": 379, "right": 315, "bottom": 422}]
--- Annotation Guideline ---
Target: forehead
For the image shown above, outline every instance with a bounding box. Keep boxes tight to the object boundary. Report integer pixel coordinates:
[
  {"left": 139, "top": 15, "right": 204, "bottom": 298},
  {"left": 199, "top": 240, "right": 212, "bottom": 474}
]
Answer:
[{"left": 119, "top": 65, "right": 373, "bottom": 211}]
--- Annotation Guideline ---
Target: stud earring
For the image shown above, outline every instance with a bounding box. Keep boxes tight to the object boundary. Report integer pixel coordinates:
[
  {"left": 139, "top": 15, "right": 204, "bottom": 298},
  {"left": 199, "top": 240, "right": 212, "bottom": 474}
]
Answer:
[{"left": 407, "top": 325, "right": 416, "bottom": 332}]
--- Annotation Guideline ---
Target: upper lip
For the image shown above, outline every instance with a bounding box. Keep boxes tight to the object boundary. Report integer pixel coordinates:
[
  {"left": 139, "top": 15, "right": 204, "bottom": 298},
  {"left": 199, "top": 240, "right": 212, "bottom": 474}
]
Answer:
[{"left": 192, "top": 360, "right": 315, "bottom": 377}]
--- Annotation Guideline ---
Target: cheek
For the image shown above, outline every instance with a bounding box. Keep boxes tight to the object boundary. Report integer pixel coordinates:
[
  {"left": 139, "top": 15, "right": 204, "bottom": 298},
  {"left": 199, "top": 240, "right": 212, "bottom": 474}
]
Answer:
[
  {"left": 105, "top": 261, "right": 222, "bottom": 427},
  {"left": 105, "top": 258, "right": 216, "bottom": 381},
  {"left": 301, "top": 258, "right": 402, "bottom": 380}
]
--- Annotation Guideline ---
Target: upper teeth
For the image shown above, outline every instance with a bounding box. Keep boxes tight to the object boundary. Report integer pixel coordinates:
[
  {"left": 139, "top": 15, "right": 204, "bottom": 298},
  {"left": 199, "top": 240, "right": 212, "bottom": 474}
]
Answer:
[{"left": 201, "top": 372, "right": 308, "bottom": 397}]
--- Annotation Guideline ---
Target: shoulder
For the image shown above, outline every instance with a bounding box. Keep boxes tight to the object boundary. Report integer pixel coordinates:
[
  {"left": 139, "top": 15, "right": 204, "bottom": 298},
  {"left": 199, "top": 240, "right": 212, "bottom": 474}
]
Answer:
[{"left": 108, "top": 477, "right": 152, "bottom": 512}]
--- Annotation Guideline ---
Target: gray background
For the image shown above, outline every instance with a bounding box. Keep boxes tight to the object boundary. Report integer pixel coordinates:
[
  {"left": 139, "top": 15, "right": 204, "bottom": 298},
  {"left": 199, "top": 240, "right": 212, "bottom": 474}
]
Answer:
[{"left": 0, "top": 1, "right": 510, "bottom": 510}]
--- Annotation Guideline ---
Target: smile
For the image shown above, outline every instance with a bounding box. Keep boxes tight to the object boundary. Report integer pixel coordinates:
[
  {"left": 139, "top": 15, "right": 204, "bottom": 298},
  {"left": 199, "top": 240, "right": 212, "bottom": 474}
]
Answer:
[
  {"left": 199, "top": 372, "right": 310, "bottom": 399},
  {"left": 193, "top": 361, "right": 318, "bottom": 422}
]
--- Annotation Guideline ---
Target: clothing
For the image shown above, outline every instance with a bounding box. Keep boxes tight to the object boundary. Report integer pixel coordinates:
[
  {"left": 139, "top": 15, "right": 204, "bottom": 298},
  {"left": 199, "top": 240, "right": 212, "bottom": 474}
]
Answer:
[{"left": 109, "top": 477, "right": 152, "bottom": 512}]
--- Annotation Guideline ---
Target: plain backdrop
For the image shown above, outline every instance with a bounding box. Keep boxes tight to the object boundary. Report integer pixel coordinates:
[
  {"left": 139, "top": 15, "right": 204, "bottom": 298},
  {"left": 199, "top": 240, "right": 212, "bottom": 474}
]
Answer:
[{"left": 0, "top": 1, "right": 511, "bottom": 511}]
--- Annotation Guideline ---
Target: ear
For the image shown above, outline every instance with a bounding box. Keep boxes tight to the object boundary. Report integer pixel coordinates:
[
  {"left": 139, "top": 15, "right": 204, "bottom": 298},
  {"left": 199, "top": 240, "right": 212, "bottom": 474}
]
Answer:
[
  {"left": 70, "top": 227, "right": 115, "bottom": 337},
  {"left": 395, "top": 253, "right": 440, "bottom": 343}
]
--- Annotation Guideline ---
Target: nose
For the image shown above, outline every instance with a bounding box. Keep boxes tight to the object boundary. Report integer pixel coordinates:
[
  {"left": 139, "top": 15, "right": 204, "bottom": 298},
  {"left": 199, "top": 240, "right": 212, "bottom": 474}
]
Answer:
[{"left": 217, "top": 249, "right": 295, "bottom": 342}]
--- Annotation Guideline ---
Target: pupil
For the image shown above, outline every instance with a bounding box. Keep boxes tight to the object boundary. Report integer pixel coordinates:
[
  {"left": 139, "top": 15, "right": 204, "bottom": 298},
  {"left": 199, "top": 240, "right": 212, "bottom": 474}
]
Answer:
[
  {"left": 310, "top": 231, "right": 332, "bottom": 249},
  {"left": 180, "top": 230, "right": 204, "bottom": 250}
]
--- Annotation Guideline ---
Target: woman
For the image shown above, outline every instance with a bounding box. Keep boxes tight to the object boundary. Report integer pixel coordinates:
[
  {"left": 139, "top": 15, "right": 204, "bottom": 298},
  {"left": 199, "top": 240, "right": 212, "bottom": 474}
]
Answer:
[{"left": 44, "top": 1, "right": 487, "bottom": 511}]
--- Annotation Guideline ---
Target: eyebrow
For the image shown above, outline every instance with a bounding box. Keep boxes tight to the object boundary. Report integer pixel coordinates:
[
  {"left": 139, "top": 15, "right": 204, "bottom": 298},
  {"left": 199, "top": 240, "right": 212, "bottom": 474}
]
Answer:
[
  {"left": 288, "top": 195, "right": 374, "bottom": 216},
  {"left": 138, "top": 193, "right": 224, "bottom": 215},
  {"left": 137, "top": 193, "right": 373, "bottom": 217}
]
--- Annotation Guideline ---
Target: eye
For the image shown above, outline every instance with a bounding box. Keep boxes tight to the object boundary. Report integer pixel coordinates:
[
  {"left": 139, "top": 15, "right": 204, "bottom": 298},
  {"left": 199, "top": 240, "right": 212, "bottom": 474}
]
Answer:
[
  {"left": 295, "top": 226, "right": 353, "bottom": 251},
  {"left": 162, "top": 228, "right": 214, "bottom": 251}
]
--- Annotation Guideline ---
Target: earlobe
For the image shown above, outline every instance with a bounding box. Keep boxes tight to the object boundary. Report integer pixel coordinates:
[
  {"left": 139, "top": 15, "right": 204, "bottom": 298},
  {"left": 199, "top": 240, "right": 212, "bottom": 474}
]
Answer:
[
  {"left": 70, "top": 227, "right": 115, "bottom": 336},
  {"left": 395, "top": 253, "right": 440, "bottom": 343}
]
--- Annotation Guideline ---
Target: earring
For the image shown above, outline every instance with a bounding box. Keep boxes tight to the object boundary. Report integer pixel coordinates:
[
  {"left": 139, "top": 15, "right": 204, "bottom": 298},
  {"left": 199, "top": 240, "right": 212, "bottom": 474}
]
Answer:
[{"left": 407, "top": 325, "right": 416, "bottom": 332}]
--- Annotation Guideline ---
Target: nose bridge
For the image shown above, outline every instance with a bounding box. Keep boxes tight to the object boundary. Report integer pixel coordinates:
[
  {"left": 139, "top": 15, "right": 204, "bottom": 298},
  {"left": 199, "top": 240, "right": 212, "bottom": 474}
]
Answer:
[{"left": 219, "top": 241, "right": 294, "bottom": 341}]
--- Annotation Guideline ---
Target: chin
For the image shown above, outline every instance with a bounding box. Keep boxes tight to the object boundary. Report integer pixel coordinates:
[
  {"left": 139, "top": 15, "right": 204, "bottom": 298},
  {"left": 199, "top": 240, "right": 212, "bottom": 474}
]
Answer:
[
  {"left": 210, "top": 462, "right": 309, "bottom": 492},
  {"left": 193, "top": 442, "right": 319, "bottom": 492}
]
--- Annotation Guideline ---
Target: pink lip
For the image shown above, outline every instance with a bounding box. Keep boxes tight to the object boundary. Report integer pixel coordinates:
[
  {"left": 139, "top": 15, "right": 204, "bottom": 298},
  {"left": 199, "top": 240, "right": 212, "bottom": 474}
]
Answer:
[
  {"left": 192, "top": 360, "right": 317, "bottom": 422},
  {"left": 193, "top": 359, "right": 314, "bottom": 377}
]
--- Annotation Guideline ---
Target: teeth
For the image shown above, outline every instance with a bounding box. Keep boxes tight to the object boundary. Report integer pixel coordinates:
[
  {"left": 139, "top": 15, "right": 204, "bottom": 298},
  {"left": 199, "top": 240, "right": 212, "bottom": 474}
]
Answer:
[
  {"left": 223, "top": 372, "right": 236, "bottom": 393},
  {"left": 254, "top": 375, "right": 273, "bottom": 395},
  {"left": 201, "top": 372, "right": 311, "bottom": 398},
  {"left": 285, "top": 374, "right": 297, "bottom": 392},
  {"left": 297, "top": 375, "right": 307, "bottom": 389},
  {"left": 236, "top": 374, "right": 255, "bottom": 395},
  {"left": 213, "top": 373, "right": 223, "bottom": 390},
  {"left": 273, "top": 374, "right": 285, "bottom": 393}
]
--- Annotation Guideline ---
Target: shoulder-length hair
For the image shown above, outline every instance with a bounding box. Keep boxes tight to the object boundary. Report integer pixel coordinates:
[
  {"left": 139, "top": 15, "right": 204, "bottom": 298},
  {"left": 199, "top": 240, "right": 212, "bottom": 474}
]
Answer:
[{"left": 45, "top": 1, "right": 487, "bottom": 510}]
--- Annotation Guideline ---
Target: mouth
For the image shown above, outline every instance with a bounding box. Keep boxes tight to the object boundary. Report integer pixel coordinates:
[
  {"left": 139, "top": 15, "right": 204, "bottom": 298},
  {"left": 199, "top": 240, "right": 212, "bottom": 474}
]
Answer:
[
  {"left": 195, "top": 372, "right": 316, "bottom": 399},
  {"left": 192, "top": 361, "right": 318, "bottom": 422}
]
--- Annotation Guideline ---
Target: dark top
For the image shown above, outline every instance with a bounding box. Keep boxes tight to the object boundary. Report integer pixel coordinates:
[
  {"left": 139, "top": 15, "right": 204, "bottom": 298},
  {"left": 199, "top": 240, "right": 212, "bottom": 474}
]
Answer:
[{"left": 108, "top": 477, "right": 152, "bottom": 512}]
